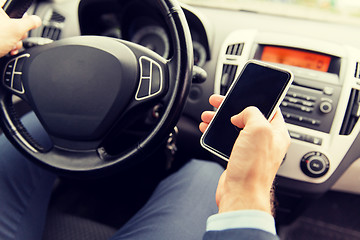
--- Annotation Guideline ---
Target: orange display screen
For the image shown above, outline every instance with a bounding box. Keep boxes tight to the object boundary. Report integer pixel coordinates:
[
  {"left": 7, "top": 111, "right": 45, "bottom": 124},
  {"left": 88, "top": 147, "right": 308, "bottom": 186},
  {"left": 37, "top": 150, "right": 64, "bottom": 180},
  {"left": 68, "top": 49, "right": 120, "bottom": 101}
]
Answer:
[{"left": 261, "top": 46, "right": 331, "bottom": 72}]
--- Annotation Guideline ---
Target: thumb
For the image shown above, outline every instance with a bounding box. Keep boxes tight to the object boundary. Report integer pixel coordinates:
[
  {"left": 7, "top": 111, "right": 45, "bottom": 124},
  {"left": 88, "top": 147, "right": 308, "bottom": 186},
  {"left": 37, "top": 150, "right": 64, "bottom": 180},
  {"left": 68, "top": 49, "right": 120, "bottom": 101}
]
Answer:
[
  {"left": 230, "top": 106, "right": 266, "bottom": 129},
  {"left": 13, "top": 15, "right": 42, "bottom": 33}
]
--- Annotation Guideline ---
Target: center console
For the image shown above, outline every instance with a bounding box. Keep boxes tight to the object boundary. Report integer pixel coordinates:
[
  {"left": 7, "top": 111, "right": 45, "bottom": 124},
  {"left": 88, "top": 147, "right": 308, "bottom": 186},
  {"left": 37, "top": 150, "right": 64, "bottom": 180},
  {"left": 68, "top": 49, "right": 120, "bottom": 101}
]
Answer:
[{"left": 214, "top": 30, "right": 360, "bottom": 184}]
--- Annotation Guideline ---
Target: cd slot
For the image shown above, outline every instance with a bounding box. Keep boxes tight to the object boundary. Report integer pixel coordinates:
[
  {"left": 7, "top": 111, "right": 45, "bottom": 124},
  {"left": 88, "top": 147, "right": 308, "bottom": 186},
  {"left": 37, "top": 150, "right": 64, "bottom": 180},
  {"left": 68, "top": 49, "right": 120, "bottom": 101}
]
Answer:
[{"left": 292, "top": 80, "right": 323, "bottom": 93}]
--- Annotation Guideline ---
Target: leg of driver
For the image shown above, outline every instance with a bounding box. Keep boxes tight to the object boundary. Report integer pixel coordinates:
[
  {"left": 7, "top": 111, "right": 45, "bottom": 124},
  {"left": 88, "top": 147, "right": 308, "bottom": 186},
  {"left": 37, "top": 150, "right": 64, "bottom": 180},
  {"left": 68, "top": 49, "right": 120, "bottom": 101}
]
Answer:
[
  {"left": 110, "top": 159, "right": 224, "bottom": 240},
  {"left": 0, "top": 112, "right": 56, "bottom": 240}
]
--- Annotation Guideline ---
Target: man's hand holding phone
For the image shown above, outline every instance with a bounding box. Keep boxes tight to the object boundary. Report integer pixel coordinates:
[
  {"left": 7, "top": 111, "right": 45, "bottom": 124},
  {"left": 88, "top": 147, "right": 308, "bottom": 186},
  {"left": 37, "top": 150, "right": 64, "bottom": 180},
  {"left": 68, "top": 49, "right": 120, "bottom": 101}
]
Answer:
[
  {"left": 200, "top": 94, "right": 291, "bottom": 214},
  {"left": 200, "top": 61, "right": 293, "bottom": 160}
]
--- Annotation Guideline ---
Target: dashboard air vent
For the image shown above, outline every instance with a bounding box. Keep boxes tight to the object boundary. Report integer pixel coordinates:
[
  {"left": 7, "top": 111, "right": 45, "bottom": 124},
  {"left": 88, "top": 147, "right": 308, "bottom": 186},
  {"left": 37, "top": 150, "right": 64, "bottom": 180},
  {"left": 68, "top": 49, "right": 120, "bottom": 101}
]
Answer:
[
  {"left": 220, "top": 64, "right": 238, "bottom": 95},
  {"left": 340, "top": 89, "right": 360, "bottom": 135},
  {"left": 226, "top": 43, "right": 244, "bottom": 56},
  {"left": 355, "top": 62, "right": 360, "bottom": 79},
  {"left": 50, "top": 11, "right": 66, "bottom": 22},
  {"left": 42, "top": 26, "right": 62, "bottom": 40},
  {"left": 42, "top": 11, "right": 65, "bottom": 41}
]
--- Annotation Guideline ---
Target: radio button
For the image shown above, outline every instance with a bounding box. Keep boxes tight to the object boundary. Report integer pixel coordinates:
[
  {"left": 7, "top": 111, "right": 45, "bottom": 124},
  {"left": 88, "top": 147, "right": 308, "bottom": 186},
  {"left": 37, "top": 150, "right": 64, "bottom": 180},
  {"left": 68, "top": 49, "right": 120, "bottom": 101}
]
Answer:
[
  {"left": 303, "top": 117, "right": 320, "bottom": 126},
  {"left": 287, "top": 92, "right": 298, "bottom": 98},
  {"left": 283, "top": 111, "right": 320, "bottom": 126},
  {"left": 297, "top": 94, "right": 316, "bottom": 102},
  {"left": 304, "top": 135, "right": 322, "bottom": 145},
  {"left": 283, "top": 102, "right": 300, "bottom": 110},
  {"left": 283, "top": 112, "right": 298, "bottom": 120},
  {"left": 289, "top": 131, "right": 304, "bottom": 140},
  {"left": 281, "top": 102, "right": 289, "bottom": 107},
  {"left": 289, "top": 113, "right": 302, "bottom": 122},
  {"left": 283, "top": 112, "right": 301, "bottom": 122},
  {"left": 319, "top": 101, "right": 332, "bottom": 114},
  {"left": 288, "top": 130, "right": 322, "bottom": 145},
  {"left": 301, "top": 100, "right": 315, "bottom": 107},
  {"left": 283, "top": 102, "right": 314, "bottom": 113},
  {"left": 301, "top": 106, "right": 313, "bottom": 113},
  {"left": 323, "top": 87, "right": 334, "bottom": 96},
  {"left": 283, "top": 112, "right": 291, "bottom": 118},
  {"left": 284, "top": 96, "right": 299, "bottom": 104},
  {"left": 312, "top": 137, "right": 322, "bottom": 145}
]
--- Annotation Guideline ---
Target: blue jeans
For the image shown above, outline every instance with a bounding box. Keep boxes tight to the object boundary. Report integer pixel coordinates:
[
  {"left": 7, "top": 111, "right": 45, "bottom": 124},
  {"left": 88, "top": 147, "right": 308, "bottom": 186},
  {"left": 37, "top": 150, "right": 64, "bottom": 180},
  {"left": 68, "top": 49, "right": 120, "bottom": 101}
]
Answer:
[{"left": 0, "top": 113, "right": 223, "bottom": 240}]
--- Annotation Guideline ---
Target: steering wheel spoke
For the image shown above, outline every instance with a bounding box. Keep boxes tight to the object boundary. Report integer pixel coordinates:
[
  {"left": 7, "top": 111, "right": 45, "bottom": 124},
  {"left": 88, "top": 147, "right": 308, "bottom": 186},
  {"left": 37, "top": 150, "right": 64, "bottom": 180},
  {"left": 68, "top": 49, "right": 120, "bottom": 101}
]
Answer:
[
  {"left": 117, "top": 40, "right": 170, "bottom": 104},
  {"left": 1, "top": 53, "right": 30, "bottom": 98},
  {"left": 135, "top": 56, "right": 166, "bottom": 101}
]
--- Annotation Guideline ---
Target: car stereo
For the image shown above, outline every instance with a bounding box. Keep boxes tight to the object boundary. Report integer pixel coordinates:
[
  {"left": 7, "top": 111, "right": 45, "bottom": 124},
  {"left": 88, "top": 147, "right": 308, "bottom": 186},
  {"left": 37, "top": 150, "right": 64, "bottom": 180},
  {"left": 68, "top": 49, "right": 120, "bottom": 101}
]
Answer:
[
  {"left": 253, "top": 44, "right": 342, "bottom": 134},
  {"left": 213, "top": 29, "right": 360, "bottom": 184},
  {"left": 218, "top": 41, "right": 343, "bottom": 134}
]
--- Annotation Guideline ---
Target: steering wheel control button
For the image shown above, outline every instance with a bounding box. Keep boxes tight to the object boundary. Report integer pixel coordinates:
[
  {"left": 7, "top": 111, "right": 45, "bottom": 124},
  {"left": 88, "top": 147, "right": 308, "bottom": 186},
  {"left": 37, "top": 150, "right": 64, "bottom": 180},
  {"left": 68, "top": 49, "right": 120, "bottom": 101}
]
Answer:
[
  {"left": 137, "top": 79, "right": 150, "bottom": 98},
  {"left": 15, "top": 56, "right": 27, "bottom": 72},
  {"left": 12, "top": 74, "right": 24, "bottom": 92},
  {"left": 136, "top": 56, "right": 163, "bottom": 100},
  {"left": 4, "top": 74, "right": 12, "bottom": 87},
  {"left": 6, "top": 61, "right": 14, "bottom": 69},
  {"left": 151, "top": 66, "right": 161, "bottom": 95},
  {"left": 4, "top": 77, "right": 11, "bottom": 88},
  {"left": 141, "top": 59, "right": 151, "bottom": 77},
  {"left": 2, "top": 54, "right": 29, "bottom": 94},
  {"left": 300, "top": 151, "right": 330, "bottom": 178}
]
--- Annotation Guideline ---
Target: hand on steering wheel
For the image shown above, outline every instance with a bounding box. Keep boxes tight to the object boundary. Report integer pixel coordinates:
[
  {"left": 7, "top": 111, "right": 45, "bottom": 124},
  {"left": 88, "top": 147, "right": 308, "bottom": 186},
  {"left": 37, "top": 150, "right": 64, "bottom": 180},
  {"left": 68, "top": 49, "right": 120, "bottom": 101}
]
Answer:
[{"left": 0, "top": 0, "right": 193, "bottom": 177}]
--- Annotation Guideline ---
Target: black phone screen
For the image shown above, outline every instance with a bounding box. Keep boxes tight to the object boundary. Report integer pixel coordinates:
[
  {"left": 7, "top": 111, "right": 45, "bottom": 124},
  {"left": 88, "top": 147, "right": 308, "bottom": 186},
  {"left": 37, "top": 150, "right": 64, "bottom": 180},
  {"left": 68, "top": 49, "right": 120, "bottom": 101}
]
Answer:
[{"left": 202, "top": 61, "right": 292, "bottom": 159}]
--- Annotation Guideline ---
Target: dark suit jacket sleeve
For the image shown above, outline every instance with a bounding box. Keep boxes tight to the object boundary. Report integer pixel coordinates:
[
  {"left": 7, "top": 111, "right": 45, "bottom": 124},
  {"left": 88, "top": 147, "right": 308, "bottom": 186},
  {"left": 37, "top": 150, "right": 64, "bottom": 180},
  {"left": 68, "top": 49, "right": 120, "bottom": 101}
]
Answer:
[{"left": 203, "top": 229, "right": 280, "bottom": 240}]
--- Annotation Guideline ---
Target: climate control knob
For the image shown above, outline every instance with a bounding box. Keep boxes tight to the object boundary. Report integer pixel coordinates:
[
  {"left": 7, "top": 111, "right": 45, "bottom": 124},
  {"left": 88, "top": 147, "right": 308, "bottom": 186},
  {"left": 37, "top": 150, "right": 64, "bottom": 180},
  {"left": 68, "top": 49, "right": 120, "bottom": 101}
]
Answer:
[{"left": 300, "top": 152, "right": 329, "bottom": 178}]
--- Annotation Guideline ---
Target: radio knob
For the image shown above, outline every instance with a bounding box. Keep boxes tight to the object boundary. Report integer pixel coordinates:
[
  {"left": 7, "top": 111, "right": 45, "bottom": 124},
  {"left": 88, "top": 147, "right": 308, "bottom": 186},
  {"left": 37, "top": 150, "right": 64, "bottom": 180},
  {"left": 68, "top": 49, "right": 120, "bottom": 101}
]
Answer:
[
  {"left": 319, "top": 101, "right": 332, "bottom": 114},
  {"left": 300, "top": 152, "right": 329, "bottom": 178}
]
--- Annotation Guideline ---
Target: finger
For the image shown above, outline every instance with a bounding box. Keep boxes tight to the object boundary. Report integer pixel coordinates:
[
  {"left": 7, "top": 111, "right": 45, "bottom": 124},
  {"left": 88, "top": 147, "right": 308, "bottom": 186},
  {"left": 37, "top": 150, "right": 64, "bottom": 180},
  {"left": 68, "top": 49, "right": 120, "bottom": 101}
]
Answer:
[
  {"left": 21, "top": 32, "right": 28, "bottom": 40},
  {"left": 13, "top": 15, "right": 42, "bottom": 33},
  {"left": 270, "top": 109, "right": 288, "bottom": 132},
  {"left": 209, "top": 94, "right": 225, "bottom": 109},
  {"left": 10, "top": 41, "right": 23, "bottom": 55},
  {"left": 199, "top": 122, "right": 209, "bottom": 133},
  {"left": 0, "top": 0, "right": 7, "bottom": 9},
  {"left": 10, "top": 49, "right": 19, "bottom": 55},
  {"left": 269, "top": 109, "right": 284, "bottom": 125},
  {"left": 0, "top": 7, "right": 9, "bottom": 18},
  {"left": 270, "top": 109, "right": 291, "bottom": 139},
  {"left": 0, "top": 0, "right": 6, "bottom": 7},
  {"left": 201, "top": 111, "right": 216, "bottom": 123},
  {"left": 14, "top": 40, "right": 23, "bottom": 50},
  {"left": 230, "top": 106, "right": 267, "bottom": 129}
]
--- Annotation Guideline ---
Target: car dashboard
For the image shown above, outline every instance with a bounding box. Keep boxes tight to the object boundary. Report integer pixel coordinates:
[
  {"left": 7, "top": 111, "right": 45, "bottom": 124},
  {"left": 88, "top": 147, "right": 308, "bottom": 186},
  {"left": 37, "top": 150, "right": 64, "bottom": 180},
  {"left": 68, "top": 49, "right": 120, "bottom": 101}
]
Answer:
[{"left": 24, "top": 0, "right": 360, "bottom": 224}]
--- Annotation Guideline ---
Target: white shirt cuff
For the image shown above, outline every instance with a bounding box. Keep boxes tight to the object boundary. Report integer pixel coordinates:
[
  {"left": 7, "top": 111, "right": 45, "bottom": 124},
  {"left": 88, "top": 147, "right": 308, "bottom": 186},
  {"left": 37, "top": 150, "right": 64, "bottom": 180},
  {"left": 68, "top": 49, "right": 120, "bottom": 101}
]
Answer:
[{"left": 206, "top": 210, "right": 277, "bottom": 235}]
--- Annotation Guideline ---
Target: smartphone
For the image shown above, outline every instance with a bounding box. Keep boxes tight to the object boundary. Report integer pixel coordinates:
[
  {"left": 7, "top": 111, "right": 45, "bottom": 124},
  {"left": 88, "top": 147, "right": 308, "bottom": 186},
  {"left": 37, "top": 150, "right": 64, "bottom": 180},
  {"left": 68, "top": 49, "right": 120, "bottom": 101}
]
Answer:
[{"left": 200, "top": 60, "right": 293, "bottom": 161}]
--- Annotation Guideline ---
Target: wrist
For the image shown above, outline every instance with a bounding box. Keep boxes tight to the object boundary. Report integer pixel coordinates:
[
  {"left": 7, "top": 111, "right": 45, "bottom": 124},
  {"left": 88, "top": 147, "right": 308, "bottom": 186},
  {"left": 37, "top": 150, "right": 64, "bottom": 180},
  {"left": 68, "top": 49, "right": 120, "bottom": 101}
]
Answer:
[{"left": 217, "top": 192, "right": 272, "bottom": 215}]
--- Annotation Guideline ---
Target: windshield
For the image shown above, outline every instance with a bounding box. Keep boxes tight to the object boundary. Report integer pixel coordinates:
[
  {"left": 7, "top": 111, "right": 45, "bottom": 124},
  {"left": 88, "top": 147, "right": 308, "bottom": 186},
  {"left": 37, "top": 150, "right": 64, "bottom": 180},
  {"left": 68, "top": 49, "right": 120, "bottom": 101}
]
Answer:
[{"left": 180, "top": 0, "right": 360, "bottom": 26}]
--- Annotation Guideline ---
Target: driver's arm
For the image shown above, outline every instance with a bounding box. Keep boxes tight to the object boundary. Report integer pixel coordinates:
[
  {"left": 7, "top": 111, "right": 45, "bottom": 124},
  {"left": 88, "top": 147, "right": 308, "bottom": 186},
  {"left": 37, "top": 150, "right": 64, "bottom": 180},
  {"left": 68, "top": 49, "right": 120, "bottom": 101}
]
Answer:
[
  {"left": 200, "top": 94, "right": 290, "bottom": 239},
  {"left": 0, "top": 1, "right": 41, "bottom": 57}
]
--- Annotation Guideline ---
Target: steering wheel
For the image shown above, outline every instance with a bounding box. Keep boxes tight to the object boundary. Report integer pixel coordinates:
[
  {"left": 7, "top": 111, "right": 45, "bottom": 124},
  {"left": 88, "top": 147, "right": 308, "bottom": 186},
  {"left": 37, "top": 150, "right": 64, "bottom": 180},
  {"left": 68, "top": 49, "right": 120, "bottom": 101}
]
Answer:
[{"left": 0, "top": 0, "right": 193, "bottom": 177}]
